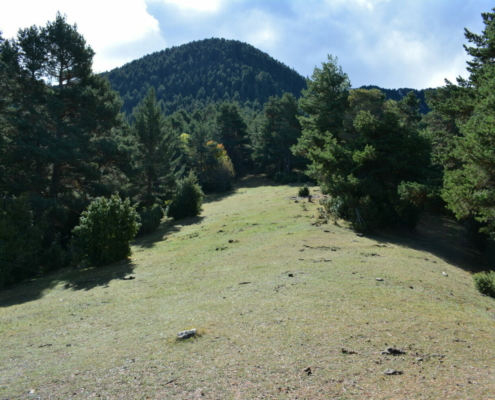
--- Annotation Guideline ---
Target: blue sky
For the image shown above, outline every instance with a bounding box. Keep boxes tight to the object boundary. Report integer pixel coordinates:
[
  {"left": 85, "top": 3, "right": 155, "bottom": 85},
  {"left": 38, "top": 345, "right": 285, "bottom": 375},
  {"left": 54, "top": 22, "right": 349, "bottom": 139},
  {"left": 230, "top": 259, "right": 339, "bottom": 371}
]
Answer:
[{"left": 2, "top": 0, "right": 493, "bottom": 89}]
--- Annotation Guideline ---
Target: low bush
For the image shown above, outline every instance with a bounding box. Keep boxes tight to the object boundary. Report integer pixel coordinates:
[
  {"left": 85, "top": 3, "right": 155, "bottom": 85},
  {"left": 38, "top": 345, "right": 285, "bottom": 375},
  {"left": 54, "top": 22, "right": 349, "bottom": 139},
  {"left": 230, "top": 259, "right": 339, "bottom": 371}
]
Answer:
[
  {"left": 319, "top": 196, "right": 345, "bottom": 224},
  {"left": 473, "top": 271, "right": 495, "bottom": 298},
  {"left": 73, "top": 194, "right": 141, "bottom": 267},
  {"left": 298, "top": 185, "right": 310, "bottom": 197},
  {"left": 137, "top": 204, "right": 164, "bottom": 236},
  {"left": 167, "top": 172, "right": 204, "bottom": 220}
]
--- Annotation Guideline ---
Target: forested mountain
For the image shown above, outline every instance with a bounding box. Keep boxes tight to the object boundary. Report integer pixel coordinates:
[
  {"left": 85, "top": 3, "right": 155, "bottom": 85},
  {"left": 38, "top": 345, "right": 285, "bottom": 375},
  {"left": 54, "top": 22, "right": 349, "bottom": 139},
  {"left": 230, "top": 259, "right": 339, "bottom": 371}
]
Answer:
[
  {"left": 359, "top": 85, "right": 431, "bottom": 114},
  {"left": 104, "top": 38, "right": 308, "bottom": 116}
]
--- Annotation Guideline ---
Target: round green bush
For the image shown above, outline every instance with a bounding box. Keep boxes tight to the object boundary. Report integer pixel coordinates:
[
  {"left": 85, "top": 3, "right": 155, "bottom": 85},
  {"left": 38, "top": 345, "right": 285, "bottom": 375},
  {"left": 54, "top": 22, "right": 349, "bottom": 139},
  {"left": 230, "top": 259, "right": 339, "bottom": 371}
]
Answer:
[
  {"left": 167, "top": 172, "right": 204, "bottom": 220},
  {"left": 137, "top": 204, "right": 164, "bottom": 236},
  {"left": 73, "top": 194, "right": 141, "bottom": 267},
  {"left": 473, "top": 271, "right": 495, "bottom": 298}
]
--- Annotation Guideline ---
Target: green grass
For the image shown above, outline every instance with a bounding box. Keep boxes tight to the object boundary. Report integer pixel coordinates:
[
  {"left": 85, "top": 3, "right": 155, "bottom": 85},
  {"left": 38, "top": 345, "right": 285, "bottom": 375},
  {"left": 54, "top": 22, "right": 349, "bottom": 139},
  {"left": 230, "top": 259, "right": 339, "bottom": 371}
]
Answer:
[{"left": 1, "top": 176, "right": 495, "bottom": 399}]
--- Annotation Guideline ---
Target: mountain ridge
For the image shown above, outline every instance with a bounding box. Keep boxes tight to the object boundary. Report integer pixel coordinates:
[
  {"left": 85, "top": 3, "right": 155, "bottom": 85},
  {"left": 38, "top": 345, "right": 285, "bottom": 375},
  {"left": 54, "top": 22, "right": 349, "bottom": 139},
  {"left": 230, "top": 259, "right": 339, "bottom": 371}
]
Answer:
[{"left": 104, "top": 38, "right": 432, "bottom": 116}]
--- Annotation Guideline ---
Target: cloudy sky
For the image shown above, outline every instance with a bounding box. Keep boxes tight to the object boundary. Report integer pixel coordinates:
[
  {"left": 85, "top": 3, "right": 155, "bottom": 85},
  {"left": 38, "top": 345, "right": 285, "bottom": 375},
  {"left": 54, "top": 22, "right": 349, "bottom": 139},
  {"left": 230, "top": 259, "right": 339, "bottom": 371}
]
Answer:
[{"left": 1, "top": 0, "right": 493, "bottom": 89}]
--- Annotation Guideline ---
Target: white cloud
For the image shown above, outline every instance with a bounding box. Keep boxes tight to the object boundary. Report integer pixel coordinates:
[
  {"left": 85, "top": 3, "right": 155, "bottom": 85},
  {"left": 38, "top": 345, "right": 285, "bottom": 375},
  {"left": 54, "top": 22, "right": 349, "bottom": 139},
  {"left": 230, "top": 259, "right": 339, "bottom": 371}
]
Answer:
[
  {"left": 0, "top": 0, "right": 166, "bottom": 72},
  {"left": 242, "top": 10, "right": 279, "bottom": 50},
  {"left": 149, "top": 0, "right": 228, "bottom": 13}
]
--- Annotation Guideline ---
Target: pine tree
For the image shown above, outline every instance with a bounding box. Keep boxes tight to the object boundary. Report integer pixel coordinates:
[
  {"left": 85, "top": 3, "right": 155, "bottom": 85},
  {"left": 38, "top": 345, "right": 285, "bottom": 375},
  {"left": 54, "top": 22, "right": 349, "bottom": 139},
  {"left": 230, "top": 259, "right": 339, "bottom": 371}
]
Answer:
[
  {"left": 0, "top": 13, "right": 129, "bottom": 236},
  {"left": 427, "top": 8, "right": 495, "bottom": 238},
  {"left": 293, "top": 57, "right": 430, "bottom": 230},
  {"left": 252, "top": 93, "right": 304, "bottom": 176},
  {"left": 216, "top": 103, "right": 251, "bottom": 173},
  {"left": 133, "top": 87, "right": 179, "bottom": 206}
]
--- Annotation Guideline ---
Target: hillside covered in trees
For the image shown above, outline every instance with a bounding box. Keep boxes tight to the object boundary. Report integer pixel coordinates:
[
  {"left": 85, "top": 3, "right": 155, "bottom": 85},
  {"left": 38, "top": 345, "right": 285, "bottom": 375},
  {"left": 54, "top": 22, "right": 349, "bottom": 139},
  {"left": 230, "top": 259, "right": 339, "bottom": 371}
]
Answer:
[
  {"left": 104, "top": 38, "right": 308, "bottom": 116},
  {"left": 104, "top": 38, "right": 431, "bottom": 117}
]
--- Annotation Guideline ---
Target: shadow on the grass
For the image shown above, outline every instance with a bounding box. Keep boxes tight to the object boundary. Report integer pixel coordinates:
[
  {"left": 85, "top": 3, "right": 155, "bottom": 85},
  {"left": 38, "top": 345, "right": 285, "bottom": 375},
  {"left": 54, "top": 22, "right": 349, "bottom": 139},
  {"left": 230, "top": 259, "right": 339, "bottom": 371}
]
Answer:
[
  {"left": 0, "top": 259, "right": 138, "bottom": 307},
  {"left": 133, "top": 215, "right": 205, "bottom": 249},
  {"left": 367, "top": 213, "right": 486, "bottom": 274}
]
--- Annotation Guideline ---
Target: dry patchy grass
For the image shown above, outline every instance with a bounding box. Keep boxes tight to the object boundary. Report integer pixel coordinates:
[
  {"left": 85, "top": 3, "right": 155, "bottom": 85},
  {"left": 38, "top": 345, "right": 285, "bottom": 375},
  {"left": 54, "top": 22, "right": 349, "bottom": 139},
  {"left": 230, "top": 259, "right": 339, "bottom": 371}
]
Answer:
[{"left": 1, "top": 176, "right": 495, "bottom": 399}]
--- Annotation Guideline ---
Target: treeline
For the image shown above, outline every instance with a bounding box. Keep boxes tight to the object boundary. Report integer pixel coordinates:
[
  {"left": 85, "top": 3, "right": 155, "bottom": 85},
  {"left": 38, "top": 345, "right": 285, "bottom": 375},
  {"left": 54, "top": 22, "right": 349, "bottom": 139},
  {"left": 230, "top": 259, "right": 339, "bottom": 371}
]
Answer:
[
  {"left": 2, "top": 8, "right": 495, "bottom": 290},
  {"left": 359, "top": 85, "right": 431, "bottom": 114},
  {"left": 104, "top": 38, "right": 308, "bottom": 116}
]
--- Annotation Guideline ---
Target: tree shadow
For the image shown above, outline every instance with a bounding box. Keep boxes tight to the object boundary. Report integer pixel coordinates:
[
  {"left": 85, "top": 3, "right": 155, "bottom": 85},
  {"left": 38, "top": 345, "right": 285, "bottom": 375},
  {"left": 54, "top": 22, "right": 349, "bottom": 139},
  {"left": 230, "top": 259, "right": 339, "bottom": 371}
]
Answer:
[
  {"left": 367, "top": 213, "right": 486, "bottom": 274},
  {"left": 0, "top": 259, "right": 137, "bottom": 308},
  {"left": 133, "top": 215, "right": 205, "bottom": 249},
  {"left": 61, "top": 259, "right": 136, "bottom": 291}
]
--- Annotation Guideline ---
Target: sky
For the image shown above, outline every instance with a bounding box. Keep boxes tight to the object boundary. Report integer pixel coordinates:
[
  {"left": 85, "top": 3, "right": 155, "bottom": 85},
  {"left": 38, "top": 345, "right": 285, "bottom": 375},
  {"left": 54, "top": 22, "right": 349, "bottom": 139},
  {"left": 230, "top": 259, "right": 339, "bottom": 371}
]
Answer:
[{"left": 1, "top": 0, "right": 493, "bottom": 89}]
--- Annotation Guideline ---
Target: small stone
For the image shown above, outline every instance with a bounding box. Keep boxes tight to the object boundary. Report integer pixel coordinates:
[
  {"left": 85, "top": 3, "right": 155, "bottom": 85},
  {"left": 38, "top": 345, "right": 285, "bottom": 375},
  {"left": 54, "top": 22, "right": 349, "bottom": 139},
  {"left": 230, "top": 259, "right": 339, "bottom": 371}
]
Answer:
[
  {"left": 384, "top": 369, "right": 403, "bottom": 375},
  {"left": 177, "top": 329, "right": 197, "bottom": 340},
  {"left": 376, "top": 278, "right": 384, "bottom": 281}
]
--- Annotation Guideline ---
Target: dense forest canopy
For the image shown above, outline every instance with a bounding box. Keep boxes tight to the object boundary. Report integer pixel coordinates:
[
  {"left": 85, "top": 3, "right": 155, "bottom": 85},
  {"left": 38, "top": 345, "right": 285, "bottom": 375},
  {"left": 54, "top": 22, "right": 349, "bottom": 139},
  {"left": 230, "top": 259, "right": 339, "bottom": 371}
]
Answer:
[
  {"left": 104, "top": 38, "right": 426, "bottom": 118},
  {"left": 104, "top": 38, "right": 308, "bottom": 116}
]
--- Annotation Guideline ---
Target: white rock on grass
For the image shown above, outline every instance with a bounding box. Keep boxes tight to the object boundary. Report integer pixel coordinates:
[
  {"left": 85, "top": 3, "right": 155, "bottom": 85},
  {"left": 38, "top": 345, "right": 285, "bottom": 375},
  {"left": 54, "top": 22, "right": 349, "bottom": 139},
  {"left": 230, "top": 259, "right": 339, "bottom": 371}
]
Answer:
[{"left": 177, "top": 328, "right": 197, "bottom": 340}]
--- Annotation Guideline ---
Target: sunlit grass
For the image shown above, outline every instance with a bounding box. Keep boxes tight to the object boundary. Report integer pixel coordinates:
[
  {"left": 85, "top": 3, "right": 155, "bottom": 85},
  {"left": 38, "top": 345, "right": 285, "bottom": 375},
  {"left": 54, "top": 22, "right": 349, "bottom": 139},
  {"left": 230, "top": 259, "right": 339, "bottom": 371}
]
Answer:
[{"left": 1, "top": 176, "right": 494, "bottom": 399}]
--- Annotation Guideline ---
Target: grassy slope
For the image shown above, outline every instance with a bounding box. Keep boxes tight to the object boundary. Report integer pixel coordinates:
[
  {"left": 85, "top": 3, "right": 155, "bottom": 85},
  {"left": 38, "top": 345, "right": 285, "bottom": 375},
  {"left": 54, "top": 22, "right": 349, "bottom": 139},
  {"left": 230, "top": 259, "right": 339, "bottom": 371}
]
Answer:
[{"left": 1, "top": 177, "right": 494, "bottom": 399}]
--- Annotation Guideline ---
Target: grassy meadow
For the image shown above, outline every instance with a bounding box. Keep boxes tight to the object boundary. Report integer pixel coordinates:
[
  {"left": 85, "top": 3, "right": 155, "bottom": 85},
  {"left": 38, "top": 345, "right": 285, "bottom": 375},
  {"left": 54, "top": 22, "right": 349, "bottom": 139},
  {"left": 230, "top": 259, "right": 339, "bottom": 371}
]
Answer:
[{"left": 1, "top": 176, "right": 494, "bottom": 399}]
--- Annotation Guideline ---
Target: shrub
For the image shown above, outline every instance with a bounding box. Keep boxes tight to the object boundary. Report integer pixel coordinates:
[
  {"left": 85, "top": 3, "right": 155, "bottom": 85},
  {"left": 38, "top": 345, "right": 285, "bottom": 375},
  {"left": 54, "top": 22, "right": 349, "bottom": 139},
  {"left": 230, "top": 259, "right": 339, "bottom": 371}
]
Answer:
[
  {"left": 202, "top": 156, "right": 235, "bottom": 193},
  {"left": 167, "top": 172, "right": 204, "bottom": 220},
  {"left": 298, "top": 185, "right": 310, "bottom": 197},
  {"left": 319, "top": 196, "right": 345, "bottom": 224},
  {"left": 73, "top": 194, "right": 140, "bottom": 267},
  {"left": 137, "top": 204, "right": 164, "bottom": 236},
  {"left": 473, "top": 271, "right": 495, "bottom": 298}
]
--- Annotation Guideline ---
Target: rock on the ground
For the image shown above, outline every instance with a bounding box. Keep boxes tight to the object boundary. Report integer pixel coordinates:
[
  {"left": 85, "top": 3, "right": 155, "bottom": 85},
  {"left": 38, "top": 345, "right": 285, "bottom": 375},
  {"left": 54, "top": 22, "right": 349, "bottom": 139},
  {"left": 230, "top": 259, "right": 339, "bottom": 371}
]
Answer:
[{"left": 177, "top": 329, "right": 197, "bottom": 340}]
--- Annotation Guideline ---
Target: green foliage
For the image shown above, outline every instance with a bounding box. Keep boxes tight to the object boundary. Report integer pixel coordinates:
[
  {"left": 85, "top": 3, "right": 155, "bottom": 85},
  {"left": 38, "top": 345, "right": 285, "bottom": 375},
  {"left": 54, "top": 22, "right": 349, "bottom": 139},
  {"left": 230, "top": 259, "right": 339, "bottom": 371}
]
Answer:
[
  {"left": 360, "top": 85, "right": 431, "bottom": 114},
  {"left": 137, "top": 204, "right": 164, "bottom": 236},
  {"left": 0, "top": 14, "right": 131, "bottom": 239},
  {"left": 216, "top": 103, "right": 251, "bottom": 173},
  {"left": 294, "top": 57, "right": 430, "bottom": 230},
  {"left": 473, "top": 271, "right": 495, "bottom": 298},
  {"left": 105, "top": 38, "right": 307, "bottom": 116},
  {"left": 319, "top": 196, "right": 345, "bottom": 224},
  {"left": 426, "top": 9, "right": 495, "bottom": 238},
  {"left": 73, "top": 195, "right": 140, "bottom": 267},
  {"left": 298, "top": 186, "right": 310, "bottom": 197},
  {"left": 167, "top": 172, "right": 204, "bottom": 220},
  {"left": 251, "top": 93, "right": 306, "bottom": 176},
  {"left": 0, "top": 197, "right": 44, "bottom": 290},
  {"left": 132, "top": 87, "right": 179, "bottom": 206}
]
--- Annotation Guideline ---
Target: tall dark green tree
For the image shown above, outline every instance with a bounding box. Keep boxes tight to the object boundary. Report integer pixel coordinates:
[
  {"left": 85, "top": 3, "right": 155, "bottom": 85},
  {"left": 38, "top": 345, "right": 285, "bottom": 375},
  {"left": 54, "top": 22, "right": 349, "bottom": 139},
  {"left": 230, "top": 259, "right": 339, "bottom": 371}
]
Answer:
[
  {"left": 2, "top": 14, "right": 127, "bottom": 207},
  {"left": 133, "top": 87, "right": 179, "bottom": 206},
  {"left": 426, "top": 8, "right": 495, "bottom": 238},
  {"left": 216, "top": 103, "right": 251, "bottom": 173},
  {"left": 252, "top": 93, "right": 304, "bottom": 175},
  {"left": 293, "top": 56, "right": 351, "bottom": 185}
]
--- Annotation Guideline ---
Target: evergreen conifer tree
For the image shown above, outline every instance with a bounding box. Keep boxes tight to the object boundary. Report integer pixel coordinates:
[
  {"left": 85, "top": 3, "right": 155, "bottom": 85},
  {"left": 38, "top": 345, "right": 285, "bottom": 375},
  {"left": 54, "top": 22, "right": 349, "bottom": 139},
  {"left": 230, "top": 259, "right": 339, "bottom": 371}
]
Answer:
[
  {"left": 216, "top": 103, "right": 251, "bottom": 173},
  {"left": 133, "top": 87, "right": 179, "bottom": 206}
]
